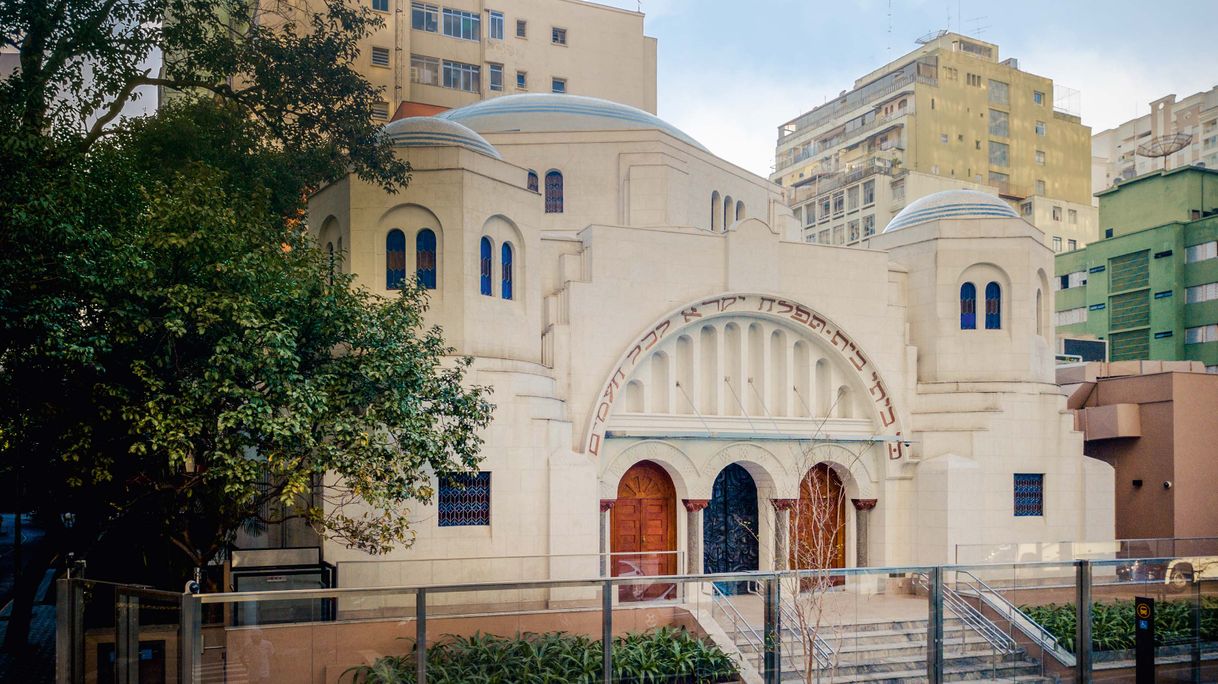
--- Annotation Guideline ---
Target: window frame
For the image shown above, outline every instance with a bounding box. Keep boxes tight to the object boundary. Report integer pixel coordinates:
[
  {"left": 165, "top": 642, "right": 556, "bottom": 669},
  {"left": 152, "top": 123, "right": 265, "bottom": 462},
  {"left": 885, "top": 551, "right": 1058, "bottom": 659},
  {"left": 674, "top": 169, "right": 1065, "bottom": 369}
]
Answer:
[
  {"left": 411, "top": 2, "right": 438, "bottom": 32},
  {"left": 551, "top": 77, "right": 566, "bottom": 94},
  {"left": 415, "top": 228, "right": 437, "bottom": 290},
  {"left": 1013, "top": 473, "right": 1044, "bottom": 517},
  {"left": 488, "top": 62, "right": 503, "bottom": 92},
  {"left": 411, "top": 54, "right": 440, "bottom": 86},
  {"left": 544, "top": 170, "right": 564, "bottom": 213},
  {"left": 984, "top": 282, "right": 1002, "bottom": 329},
  {"left": 479, "top": 236, "right": 493, "bottom": 296},
  {"left": 488, "top": 10, "right": 504, "bottom": 39},
  {"left": 370, "top": 46, "right": 390, "bottom": 67},
  {"left": 516, "top": 18, "right": 527, "bottom": 37},
  {"left": 960, "top": 282, "right": 977, "bottom": 330},
  {"left": 501, "top": 242, "right": 514, "bottom": 300},
  {"left": 516, "top": 70, "right": 527, "bottom": 90},
  {"left": 442, "top": 60, "right": 481, "bottom": 93},
  {"left": 551, "top": 26, "right": 567, "bottom": 45},
  {"left": 437, "top": 472, "right": 491, "bottom": 527},
  {"left": 371, "top": 0, "right": 388, "bottom": 12},
  {"left": 386, "top": 229, "right": 406, "bottom": 290},
  {"left": 442, "top": 7, "right": 481, "bottom": 41}
]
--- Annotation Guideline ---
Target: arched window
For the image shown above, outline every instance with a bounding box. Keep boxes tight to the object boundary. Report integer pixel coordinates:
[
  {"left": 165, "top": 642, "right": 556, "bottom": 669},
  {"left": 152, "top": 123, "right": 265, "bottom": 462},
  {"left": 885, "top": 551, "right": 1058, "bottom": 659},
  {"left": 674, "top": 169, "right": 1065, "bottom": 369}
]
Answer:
[
  {"left": 710, "top": 191, "right": 722, "bottom": 231},
  {"left": 415, "top": 228, "right": 437, "bottom": 289},
  {"left": 723, "top": 195, "right": 733, "bottom": 229},
  {"left": 386, "top": 229, "right": 406, "bottom": 290},
  {"left": 479, "top": 237, "right": 493, "bottom": 296},
  {"left": 985, "top": 282, "right": 1002, "bottom": 329},
  {"left": 501, "top": 242, "right": 514, "bottom": 300},
  {"left": 960, "top": 282, "right": 977, "bottom": 329},
  {"left": 736, "top": 200, "right": 745, "bottom": 221},
  {"left": 544, "top": 171, "right": 563, "bottom": 213},
  {"left": 1036, "top": 289, "right": 1043, "bottom": 336},
  {"left": 326, "top": 242, "right": 336, "bottom": 282},
  {"left": 527, "top": 170, "right": 539, "bottom": 192}
]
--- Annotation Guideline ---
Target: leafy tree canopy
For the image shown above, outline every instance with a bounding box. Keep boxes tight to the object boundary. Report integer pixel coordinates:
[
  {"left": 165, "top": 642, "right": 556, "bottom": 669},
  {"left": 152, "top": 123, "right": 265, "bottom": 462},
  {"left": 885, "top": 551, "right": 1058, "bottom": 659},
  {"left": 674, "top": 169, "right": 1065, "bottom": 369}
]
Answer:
[{"left": 0, "top": 0, "right": 493, "bottom": 601}]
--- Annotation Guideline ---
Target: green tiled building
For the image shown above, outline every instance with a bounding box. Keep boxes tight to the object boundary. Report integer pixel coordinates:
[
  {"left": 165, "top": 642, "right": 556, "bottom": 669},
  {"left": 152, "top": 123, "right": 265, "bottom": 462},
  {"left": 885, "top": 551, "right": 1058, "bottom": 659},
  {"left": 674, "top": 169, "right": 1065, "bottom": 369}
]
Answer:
[{"left": 1054, "top": 166, "right": 1218, "bottom": 367}]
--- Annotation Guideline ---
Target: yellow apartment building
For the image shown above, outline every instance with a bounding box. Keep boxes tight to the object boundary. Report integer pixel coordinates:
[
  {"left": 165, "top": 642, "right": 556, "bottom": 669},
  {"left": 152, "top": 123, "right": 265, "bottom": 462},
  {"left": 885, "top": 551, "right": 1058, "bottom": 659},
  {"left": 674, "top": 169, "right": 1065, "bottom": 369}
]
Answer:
[
  {"left": 772, "top": 32, "right": 1096, "bottom": 252},
  {"left": 373, "top": 0, "right": 657, "bottom": 117},
  {"left": 164, "top": 0, "right": 657, "bottom": 119}
]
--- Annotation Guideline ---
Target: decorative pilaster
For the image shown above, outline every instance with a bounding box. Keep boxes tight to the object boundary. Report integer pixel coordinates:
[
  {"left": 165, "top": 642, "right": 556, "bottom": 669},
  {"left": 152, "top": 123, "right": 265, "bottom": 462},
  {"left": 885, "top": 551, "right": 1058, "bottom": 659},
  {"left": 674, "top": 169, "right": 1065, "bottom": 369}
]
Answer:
[
  {"left": 599, "top": 499, "right": 616, "bottom": 576},
  {"left": 770, "top": 499, "right": 796, "bottom": 571},
  {"left": 851, "top": 499, "right": 878, "bottom": 568},
  {"left": 683, "top": 500, "right": 709, "bottom": 575}
]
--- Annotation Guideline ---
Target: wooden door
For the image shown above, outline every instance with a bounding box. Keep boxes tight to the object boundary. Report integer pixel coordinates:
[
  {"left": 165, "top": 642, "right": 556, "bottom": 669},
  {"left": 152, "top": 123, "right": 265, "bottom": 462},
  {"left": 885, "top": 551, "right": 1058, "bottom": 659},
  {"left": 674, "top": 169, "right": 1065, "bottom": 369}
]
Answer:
[
  {"left": 790, "top": 463, "right": 846, "bottom": 588},
  {"left": 612, "top": 460, "right": 676, "bottom": 600}
]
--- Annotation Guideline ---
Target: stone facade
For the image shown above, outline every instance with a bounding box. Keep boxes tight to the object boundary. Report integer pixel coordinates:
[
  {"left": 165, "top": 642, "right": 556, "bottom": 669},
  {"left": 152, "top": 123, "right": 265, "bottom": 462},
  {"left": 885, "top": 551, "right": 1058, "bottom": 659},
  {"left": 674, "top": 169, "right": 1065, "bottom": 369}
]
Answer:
[{"left": 309, "top": 94, "right": 1113, "bottom": 583}]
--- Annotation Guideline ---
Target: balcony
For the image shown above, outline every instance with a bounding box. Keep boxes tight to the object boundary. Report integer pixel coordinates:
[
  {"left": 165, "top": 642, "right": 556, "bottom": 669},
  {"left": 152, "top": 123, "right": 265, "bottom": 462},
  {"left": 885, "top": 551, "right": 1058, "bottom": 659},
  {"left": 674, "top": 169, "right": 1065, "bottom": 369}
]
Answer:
[{"left": 778, "top": 73, "right": 917, "bottom": 141}]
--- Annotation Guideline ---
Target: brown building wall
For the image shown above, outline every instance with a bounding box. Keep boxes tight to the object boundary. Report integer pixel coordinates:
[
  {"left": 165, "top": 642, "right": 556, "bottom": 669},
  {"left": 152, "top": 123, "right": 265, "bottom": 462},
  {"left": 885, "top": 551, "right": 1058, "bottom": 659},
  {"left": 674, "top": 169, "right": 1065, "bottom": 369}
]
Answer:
[
  {"left": 1078, "top": 371, "right": 1218, "bottom": 541},
  {"left": 1170, "top": 373, "right": 1218, "bottom": 539}
]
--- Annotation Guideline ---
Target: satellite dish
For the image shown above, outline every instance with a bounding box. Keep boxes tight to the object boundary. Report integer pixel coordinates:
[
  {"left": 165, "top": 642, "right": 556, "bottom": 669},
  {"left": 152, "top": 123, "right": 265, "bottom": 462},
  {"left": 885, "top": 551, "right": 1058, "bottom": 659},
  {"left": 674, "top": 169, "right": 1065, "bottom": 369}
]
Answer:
[{"left": 1136, "top": 132, "right": 1192, "bottom": 171}]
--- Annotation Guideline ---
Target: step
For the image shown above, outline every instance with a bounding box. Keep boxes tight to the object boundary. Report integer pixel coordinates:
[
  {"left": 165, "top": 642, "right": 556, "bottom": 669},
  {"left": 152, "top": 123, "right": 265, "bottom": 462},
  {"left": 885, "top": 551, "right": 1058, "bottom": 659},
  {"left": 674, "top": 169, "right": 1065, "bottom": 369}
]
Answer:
[{"left": 791, "top": 659, "right": 1044, "bottom": 683}]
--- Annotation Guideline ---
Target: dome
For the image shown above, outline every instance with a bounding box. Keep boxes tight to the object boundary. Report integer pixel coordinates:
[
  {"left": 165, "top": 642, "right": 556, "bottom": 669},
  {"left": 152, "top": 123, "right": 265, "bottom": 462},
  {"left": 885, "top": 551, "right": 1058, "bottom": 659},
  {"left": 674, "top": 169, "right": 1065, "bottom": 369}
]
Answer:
[
  {"left": 883, "top": 189, "right": 1019, "bottom": 232},
  {"left": 437, "top": 94, "right": 709, "bottom": 153},
  {"left": 382, "top": 117, "right": 502, "bottom": 159}
]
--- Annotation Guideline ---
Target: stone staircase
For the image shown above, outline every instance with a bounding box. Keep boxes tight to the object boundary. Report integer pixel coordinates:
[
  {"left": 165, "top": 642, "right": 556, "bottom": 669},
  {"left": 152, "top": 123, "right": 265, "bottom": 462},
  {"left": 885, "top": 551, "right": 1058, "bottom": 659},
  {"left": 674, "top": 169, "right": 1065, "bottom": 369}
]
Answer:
[{"left": 720, "top": 613, "right": 1054, "bottom": 683}]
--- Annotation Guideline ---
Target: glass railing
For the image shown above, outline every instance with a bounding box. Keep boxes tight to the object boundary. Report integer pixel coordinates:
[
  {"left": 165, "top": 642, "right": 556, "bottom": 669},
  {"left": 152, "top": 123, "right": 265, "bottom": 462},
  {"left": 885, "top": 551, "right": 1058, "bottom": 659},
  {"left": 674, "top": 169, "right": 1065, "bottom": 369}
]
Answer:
[{"left": 56, "top": 556, "right": 1218, "bottom": 683}]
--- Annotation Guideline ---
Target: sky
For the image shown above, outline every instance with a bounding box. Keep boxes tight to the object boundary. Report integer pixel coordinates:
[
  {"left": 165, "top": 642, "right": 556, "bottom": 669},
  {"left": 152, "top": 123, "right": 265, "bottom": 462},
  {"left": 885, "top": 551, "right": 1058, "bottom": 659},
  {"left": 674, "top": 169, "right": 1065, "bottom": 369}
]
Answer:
[{"left": 596, "top": 0, "right": 1218, "bottom": 177}]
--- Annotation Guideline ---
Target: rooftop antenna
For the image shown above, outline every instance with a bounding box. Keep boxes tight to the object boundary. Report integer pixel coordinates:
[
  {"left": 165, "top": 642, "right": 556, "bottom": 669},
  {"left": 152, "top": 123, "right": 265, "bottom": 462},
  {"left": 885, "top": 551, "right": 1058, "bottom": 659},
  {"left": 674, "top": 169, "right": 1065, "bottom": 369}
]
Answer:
[
  {"left": 887, "top": 0, "right": 892, "bottom": 57},
  {"left": 967, "top": 16, "right": 989, "bottom": 37}
]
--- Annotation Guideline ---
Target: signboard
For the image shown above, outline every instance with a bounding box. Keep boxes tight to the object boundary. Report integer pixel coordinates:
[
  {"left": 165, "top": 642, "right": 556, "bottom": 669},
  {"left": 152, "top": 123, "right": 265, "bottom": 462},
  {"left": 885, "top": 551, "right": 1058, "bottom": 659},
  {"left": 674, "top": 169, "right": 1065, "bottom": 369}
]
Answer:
[{"left": 1135, "top": 596, "right": 1154, "bottom": 683}]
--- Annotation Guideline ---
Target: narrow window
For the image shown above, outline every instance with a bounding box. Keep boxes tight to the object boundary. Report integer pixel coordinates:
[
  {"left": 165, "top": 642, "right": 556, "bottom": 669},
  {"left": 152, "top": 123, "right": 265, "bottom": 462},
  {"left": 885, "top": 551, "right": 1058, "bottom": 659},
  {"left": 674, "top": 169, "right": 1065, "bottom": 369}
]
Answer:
[
  {"left": 438, "top": 472, "right": 491, "bottom": 526},
  {"left": 488, "top": 63, "right": 503, "bottom": 91},
  {"left": 526, "top": 170, "right": 538, "bottom": 192},
  {"left": 501, "top": 242, "right": 514, "bottom": 300},
  {"left": 985, "top": 282, "right": 1002, "bottom": 329},
  {"left": 386, "top": 229, "right": 406, "bottom": 290},
  {"left": 516, "top": 70, "right": 527, "bottom": 90},
  {"left": 488, "top": 10, "right": 503, "bottom": 39},
  {"left": 551, "top": 77, "right": 566, "bottom": 94},
  {"left": 479, "top": 237, "right": 492, "bottom": 296},
  {"left": 544, "top": 170, "right": 563, "bottom": 213},
  {"left": 551, "top": 27, "right": 567, "bottom": 45},
  {"left": 960, "top": 282, "right": 977, "bottom": 329},
  {"left": 516, "top": 19, "right": 527, "bottom": 37},
  {"left": 710, "top": 191, "right": 721, "bottom": 231},
  {"left": 1014, "top": 474, "right": 1044, "bottom": 517},
  {"left": 415, "top": 228, "right": 437, "bottom": 289}
]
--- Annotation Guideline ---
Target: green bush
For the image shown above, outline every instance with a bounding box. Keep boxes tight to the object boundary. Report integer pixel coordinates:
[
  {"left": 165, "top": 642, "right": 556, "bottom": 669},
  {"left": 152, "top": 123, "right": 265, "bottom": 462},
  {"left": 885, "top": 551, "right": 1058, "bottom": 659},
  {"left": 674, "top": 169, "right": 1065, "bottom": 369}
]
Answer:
[
  {"left": 1020, "top": 597, "right": 1218, "bottom": 652},
  {"left": 343, "top": 627, "right": 740, "bottom": 683}
]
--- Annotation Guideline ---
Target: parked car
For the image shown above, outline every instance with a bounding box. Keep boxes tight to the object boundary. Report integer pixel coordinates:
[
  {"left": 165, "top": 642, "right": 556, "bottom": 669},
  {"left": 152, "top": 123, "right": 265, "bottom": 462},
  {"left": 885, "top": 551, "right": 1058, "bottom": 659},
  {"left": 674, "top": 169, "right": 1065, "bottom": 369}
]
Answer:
[{"left": 1165, "top": 556, "right": 1218, "bottom": 591}]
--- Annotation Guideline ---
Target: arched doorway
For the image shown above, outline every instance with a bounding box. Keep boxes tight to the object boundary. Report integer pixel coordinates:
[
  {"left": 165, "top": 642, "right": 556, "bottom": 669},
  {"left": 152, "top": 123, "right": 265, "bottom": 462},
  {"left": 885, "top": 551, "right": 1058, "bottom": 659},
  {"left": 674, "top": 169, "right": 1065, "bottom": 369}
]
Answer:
[
  {"left": 612, "top": 460, "right": 676, "bottom": 600},
  {"left": 791, "top": 464, "right": 846, "bottom": 587},
  {"left": 704, "top": 464, "right": 759, "bottom": 594}
]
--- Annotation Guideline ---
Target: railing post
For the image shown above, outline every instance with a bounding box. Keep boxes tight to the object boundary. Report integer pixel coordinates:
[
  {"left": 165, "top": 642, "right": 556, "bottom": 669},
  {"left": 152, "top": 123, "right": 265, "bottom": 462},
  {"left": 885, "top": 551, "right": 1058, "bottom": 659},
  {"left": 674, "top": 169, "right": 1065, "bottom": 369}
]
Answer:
[
  {"left": 115, "top": 592, "right": 140, "bottom": 684},
  {"left": 927, "top": 567, "right": 943, "bottom": 684},
  {"left": 416, "top": 588, "right": 427, "bottom": 684},
  {"left": 1192, "top": 578, "right": 1202, "bottom": 684},
  {"left": 179, "top": 584, "right": 201, "bottom": 684},
  {"left": 602, "top": 580, "right": 613, "bottom": 684},
  {"left": 56, "top": 578, "right": 82, "bottom": 684},
  {"left": 763, "top": 575, "right": 781, "bottom": 684},
  {"left": 1075, "top": 560, "right": 1092, "bottom": 683}
]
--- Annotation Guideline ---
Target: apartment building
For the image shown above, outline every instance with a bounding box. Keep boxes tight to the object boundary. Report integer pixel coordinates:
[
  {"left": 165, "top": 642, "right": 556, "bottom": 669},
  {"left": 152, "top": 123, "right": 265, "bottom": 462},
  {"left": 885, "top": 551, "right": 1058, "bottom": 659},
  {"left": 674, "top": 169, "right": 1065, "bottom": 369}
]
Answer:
[
  {"left": 1054, "top": 166, "right": 1218, "bottom": 367},
  {"left": 772, "top": 32, "right": 1096, "bottom": 251},
  {"left": 1092, "top": 86, "right": 1218, "bottom": 195},
  {"left": 359, "top": 0, "right": 656, "bottom": 119}
]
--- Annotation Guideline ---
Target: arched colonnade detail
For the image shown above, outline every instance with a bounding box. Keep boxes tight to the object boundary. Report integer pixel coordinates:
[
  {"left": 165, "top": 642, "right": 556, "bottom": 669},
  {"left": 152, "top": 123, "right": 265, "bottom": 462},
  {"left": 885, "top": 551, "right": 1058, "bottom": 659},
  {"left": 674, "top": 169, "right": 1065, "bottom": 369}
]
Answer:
[{"left": 584, "top": 293, "right": 906, "bottom": 460}]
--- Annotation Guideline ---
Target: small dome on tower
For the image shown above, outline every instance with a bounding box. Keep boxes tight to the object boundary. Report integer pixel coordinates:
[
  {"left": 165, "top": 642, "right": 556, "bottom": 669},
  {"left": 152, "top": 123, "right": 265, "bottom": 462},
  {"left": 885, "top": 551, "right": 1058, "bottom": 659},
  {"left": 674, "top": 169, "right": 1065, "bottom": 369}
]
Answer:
[
  {"left": 884, "top": 189, "right": 1018, "bottom": 233},
  {"left": 382, "top": 117, "right": 502, "bottom": 159}
]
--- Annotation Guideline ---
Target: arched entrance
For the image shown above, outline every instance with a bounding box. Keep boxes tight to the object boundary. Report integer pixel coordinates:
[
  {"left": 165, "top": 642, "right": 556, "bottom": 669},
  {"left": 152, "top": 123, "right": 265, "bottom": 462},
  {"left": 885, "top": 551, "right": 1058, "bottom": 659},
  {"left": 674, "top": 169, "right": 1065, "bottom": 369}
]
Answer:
[
  {"left": 612, "top": 460, "right": 676, "bottom": 600},
  {"left": 704, "top": 464, "right": 759, "bottom": 594},
  {"left": 791, "top": 464, "right": 846, "bottom": 586}
]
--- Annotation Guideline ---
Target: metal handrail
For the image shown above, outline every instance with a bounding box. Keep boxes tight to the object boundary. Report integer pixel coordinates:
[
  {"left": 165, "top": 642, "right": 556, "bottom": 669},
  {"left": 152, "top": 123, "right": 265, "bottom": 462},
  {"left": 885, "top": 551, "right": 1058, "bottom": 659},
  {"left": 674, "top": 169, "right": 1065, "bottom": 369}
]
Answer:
[
  {"left": 709, "top": 582, "right": 765, "bottom": 671},
  {"left": 952, "top": 569, "right": 1076, "bottom": 667},
  {"left": 745, "top": 584, "right": 833, "bottom": 671},
  {"left": 914, "top": 572, "right": 1017, "bottom": 655}
]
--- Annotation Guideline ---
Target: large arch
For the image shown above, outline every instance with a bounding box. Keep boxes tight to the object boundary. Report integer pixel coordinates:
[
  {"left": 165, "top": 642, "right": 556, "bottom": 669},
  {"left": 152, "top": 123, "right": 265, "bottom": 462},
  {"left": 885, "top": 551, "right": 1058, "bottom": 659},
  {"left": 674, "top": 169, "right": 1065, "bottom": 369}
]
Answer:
[
  {"left": 584, "top": 293, "right": 905, "bottom": 459},
  {"left": 600, "top": 440, "right": 699, "bottom": 500}
]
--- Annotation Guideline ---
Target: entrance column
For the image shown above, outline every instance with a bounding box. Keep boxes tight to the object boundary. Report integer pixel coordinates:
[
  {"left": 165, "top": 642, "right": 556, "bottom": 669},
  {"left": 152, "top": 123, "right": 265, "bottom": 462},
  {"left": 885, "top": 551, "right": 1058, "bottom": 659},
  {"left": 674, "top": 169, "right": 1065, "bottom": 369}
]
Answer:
[
  {"left": 599, "top": 499, "right": 616, "bottom": 576},
  {"left": 851, "top": 499, "right": 878, "bottom": 568},
  {"left": 683, "top": 500, "right": 709, "bottom": 574},
  {"left": 770, "top": 499, "right": 796, "bottom": 570}
]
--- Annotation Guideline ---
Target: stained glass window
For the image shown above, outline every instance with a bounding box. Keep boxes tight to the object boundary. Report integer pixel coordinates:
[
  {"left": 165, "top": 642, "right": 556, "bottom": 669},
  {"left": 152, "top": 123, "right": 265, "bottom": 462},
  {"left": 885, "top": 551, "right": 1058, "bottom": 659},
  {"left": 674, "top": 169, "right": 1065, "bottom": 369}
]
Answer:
[
  {"left": 501, "top": 242, "right": 513, "bottom": 300},
  {"left": 960, "top": 282, "right": 976, "bottom": 329},
  {"left": 416, "top": 229, "right": 437, "bottom": 289},
  {"left": 985, "top": 281, "right": 1001, "bottom": 329},
  {"left": 1013, "top": 473, "right": 1043, "bottom": 517},
  {"left": 527, "top": 170, "right": 538, "bottom": 192},
  {"left": 479, "top": 236, "right": 492, "bottom": 296},
  {"left": 438, "top": 472, "right": 490, "bottom": 526},
  {"left": 545, "top": 170, "right": 563, "bottom": 213},
  {"left": 386, "top": 229, "right": 406, "bottom": 290}
]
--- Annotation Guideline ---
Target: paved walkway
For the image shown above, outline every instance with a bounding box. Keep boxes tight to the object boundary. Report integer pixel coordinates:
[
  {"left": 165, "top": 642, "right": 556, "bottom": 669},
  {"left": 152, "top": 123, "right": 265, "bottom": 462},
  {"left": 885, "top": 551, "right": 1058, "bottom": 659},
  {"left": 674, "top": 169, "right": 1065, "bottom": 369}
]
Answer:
[{"left": 724, "top": 580, "right": 930, "bottom": 627}]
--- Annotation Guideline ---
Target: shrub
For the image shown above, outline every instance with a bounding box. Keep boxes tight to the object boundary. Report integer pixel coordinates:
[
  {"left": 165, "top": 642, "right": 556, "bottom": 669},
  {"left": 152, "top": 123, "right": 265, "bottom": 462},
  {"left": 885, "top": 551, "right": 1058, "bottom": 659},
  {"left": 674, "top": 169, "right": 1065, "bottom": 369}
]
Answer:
[
  {"left": 1020, "top": 597, "right": 1218, "bottom": 653},
  {"left": 343, "top": 627, "right": 740, "bottom": 683}
]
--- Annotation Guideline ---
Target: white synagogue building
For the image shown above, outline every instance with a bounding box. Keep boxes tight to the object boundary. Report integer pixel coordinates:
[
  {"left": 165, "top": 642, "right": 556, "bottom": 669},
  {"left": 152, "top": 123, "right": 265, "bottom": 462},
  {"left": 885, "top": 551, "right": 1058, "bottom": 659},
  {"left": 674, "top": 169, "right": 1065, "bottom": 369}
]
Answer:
[{"left": 308, "top": 94, "right": 1114, "bottom": 586}]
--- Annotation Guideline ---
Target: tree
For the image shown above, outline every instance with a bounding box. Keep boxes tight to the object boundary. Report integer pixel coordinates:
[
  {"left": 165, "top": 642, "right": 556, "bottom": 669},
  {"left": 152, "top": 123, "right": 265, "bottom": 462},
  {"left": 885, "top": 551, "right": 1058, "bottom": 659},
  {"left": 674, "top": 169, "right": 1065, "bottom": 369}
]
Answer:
[{"left": 0, "top": 0, "right": 489, "bottom": 652}]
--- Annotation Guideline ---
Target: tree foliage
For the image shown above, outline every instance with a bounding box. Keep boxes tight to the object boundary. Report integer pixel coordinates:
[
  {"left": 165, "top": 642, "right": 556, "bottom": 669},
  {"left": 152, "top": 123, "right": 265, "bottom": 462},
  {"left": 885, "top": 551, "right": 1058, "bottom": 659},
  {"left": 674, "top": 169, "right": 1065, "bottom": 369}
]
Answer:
[{"left": 0, "top": 0, "right": 493, "bottom": 596}]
